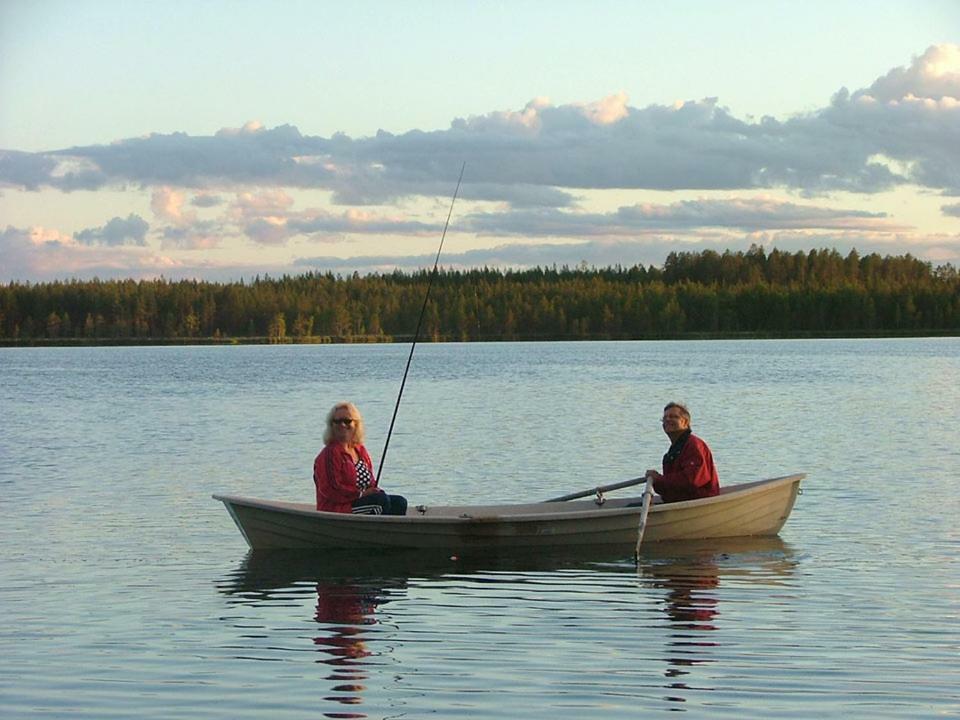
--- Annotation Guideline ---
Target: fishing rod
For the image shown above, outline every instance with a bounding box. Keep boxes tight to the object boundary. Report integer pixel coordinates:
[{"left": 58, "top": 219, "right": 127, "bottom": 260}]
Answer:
[{"left": 377, "top": 162, "right": 466, "bottom": 482}]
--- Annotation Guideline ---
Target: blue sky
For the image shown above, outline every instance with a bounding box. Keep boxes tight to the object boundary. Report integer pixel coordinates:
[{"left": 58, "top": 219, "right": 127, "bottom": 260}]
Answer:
[{"left": 2, "top": 0, "right": 959, "bottom": 281}]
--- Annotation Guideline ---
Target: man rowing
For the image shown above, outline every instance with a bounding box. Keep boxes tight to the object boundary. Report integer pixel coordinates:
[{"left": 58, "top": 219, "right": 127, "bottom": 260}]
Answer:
[{"left": 645, "top": 402, "right": 719, "bottom": 503}]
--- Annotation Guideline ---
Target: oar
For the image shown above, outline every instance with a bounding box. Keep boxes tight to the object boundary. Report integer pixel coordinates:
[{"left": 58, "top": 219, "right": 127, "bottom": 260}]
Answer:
[
  {"left": 544, "top": 476, "right": 647, "bottom": 503},
  {"left": 634, "top": 476, "right": 656, "bottom": 563}
]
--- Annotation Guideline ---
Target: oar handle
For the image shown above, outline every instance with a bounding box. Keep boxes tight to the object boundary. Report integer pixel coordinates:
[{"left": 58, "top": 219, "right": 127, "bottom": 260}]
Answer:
[
  {"left": 634, "top": 477, "right": 657, "bottom": 563},
  {"left": 544, "top": 475, "right": 648, "bottom": 503}
]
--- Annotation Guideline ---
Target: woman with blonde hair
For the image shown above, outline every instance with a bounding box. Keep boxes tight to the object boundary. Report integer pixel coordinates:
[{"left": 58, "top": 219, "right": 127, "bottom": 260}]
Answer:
[{"left": 313, "top": 402, "right": 407, "bottom": 515}]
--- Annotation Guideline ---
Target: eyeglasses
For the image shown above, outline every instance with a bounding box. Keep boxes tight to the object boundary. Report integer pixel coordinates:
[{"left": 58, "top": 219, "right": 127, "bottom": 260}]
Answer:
[{"left": 332, "top": 418, "right": 355, "bottom": 427}]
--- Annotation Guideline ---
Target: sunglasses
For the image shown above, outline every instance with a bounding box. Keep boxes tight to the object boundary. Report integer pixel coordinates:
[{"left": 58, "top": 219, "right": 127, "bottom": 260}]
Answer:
[{"left": 332, "top": 418, "right": 355, "bottom": 427}]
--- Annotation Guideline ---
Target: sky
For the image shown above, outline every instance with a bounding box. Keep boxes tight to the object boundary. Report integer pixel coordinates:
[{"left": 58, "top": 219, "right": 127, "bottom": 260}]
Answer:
[{"left": 1, "top": 0, "right": 959, "bottom": 282}]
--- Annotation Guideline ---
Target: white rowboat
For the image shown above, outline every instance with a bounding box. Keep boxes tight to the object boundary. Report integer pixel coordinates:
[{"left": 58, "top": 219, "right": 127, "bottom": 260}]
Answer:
[{"left": 214, "top": 473, "right": 803, "bottom": 552}]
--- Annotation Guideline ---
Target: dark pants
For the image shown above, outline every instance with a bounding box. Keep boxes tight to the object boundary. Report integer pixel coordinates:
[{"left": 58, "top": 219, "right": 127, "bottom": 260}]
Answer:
[{"left": 351, "top": 491, "right": 408, "bottom": 516}]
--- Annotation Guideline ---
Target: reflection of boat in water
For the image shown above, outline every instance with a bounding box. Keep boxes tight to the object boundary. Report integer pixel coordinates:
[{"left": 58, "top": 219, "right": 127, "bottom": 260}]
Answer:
[
  {"left": 218, "top": 550, "right": 415, "bottom": 600},
  {"left": 218, "top": 546, "right": 635, "bottom": 599},
  {"left": 214, "top": 474, "right": 804, "bottom": 552},
  {"left": 218, "top": 536, "right": 798, "bottom": 597},
  {"left": 642, "top": 536, "right": 798, "bottom": 580},
  {"left": 217, "top": 538, "right": 798, "bottom": 712}
]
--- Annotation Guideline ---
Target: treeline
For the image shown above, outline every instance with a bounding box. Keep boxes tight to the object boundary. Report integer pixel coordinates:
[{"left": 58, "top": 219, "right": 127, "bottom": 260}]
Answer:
[{"left": 2, "top": 247, "right": 958, "bottom": 343}]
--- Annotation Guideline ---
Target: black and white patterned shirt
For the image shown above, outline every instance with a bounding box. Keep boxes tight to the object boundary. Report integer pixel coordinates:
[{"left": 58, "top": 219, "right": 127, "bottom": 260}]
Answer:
[{"left": 355, "top": 457, "right": 373, "bottom": 494}]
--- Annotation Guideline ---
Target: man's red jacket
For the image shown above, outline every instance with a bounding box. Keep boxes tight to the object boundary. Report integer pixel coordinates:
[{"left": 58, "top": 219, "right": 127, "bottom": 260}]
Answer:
[{"left": 654, "top": 431, "right": 719, "bottom": 503}]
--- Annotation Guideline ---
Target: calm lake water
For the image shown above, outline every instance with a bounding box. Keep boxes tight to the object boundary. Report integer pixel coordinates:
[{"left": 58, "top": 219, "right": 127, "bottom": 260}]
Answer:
[{"left": 1, "top": 339, "right": 958, "bottom": 718}]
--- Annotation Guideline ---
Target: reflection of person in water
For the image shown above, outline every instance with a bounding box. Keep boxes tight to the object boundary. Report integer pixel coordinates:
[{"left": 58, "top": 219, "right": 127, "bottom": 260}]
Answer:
[
  {"left": 661, "top": 566, "right": 719, "bottom": 631},
  {"left": 647, "top": 558, "right": 721, "bottom": 700},
  {"left": 314, "top": 580, "right": 379, "bottom": 660},
  {"left": 313, "top": 578, "right": 382, "bottom": 707},
  {"left": 220, "top": 552, "right": 414, "bottom": 713}
]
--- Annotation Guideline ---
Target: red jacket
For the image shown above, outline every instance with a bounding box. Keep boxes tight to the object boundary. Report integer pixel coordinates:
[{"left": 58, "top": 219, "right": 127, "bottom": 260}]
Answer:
[
  {"left": 314, "top": 443, "right": 377, "bottom": 513},
  {"left": 655, "top": 432, "right": 719, "bottom": 503}
]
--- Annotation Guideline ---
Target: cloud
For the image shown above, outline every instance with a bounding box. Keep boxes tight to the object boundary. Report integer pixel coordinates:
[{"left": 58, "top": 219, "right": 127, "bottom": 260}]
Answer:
[
  {"left": 191, "top": 193, "right": 223, "bottom": 208},
  {"left": 859, "top": 44, "right": 960, "bottom": 103},
  {"left": 230, "top": 192, "right": 443, "bottom": 246},
  {"left": 1, "top": 224, "right": 180, "bottom": 281},
  {"left": 293, "top": 229, "right": 960, "bottom": 276},
  {"left": 461, "top": 183, "right": 578, "bottom": 208},
  {"left": 74, "top": 214, "right": 149, "bottom": 246},
  {"left": 2, "top": 46, "right": 959, "bottom": 283},
  {"left": 220, "top": 189, "right": 443, "bottom": 246},
  {"left": 575, "top": 92, "right": 630, "bottom": 125},
  {"left": 215, "top": 120, "right": 267, "bottom": 137},
  {"left": 40, "top": 124, "right": 327, "bottom": 191},
  {"left": 227, "top": 189, "right": 296, "bottom": 245},
  {"left": 151, "top": 187, "right": 196, "bottom": 225},
  {"left": 742, "top": 230, "right": 960, "bottom": 265},
  {"left": 231, "top": 189, "right": 296, "bottom": 219},
  {"left": 463, "top": 197, "right": 907, "bottom": 237},
  {"left": 160, "top": 223, "right": 222, "bottom": 250},
  {"left": 942, "top": 202, "right": 960, "bottom": 218},
  {"left": 0, "top": 151, "right": 59, "bottom": 190},
  {"left": 148, "top": 187, "right": 228, "bottom": 249},
  {"left": 2, "top": 225, "right": 73, "bottom": 281},
  {"left": 0, "top": 151, "right": 107, "bottom": 191},
  {"left": 242, "top": 217, "right": 290, "bottom": 246},
  {"left": 3, "top": 44, "right": 958, "bottom": 203},
  {"left": 821, "top": 44, "right": 960, "bottom": 193},
  {"left": 289, "top": 208, "right": 440, "bottom": 237}
]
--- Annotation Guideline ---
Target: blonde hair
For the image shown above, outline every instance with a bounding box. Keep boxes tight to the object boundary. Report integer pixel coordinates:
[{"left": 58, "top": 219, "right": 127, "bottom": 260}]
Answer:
[{"left": 323, "top": 401, "right": 366, "bottom": 445}]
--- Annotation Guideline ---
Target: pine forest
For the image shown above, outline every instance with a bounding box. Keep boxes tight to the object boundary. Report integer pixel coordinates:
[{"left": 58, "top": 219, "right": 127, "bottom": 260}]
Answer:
[{"left": 2, "top": 247, "right": 958, "bottom": 344}]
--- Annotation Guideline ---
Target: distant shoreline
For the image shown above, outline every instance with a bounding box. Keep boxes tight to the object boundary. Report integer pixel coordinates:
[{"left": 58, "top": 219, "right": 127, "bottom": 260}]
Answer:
[{"left": 2, "top": 329, "right": 956, "bottom": 347}]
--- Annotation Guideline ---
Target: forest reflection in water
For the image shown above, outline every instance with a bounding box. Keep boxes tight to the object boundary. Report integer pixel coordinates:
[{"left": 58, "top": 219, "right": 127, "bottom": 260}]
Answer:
[{"left": 217, "top": 538, "right": 799, "bottom": 716}]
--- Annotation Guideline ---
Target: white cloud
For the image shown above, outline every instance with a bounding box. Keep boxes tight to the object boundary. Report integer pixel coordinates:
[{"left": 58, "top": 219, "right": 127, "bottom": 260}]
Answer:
[
  {"left": 2, "top": 45, "right": 959, "bottom": 281},
  {"left": 1, "top": 224, "right": 181, "bottom": 281},
  {"left": 4, "top": 45, "right": 958, "bottom": 200},
  {"left": 289, "top": 208, "right": 440, "bottom": 238},
  {"left": 223, "top": 190, "right": 443, "bottom": 246},
  {"left": 575, "top": 92, "right": 630, "bottom": 125},
  {"left": 160, "top": 222, "right": 222, "bottom": 250},
  {"left": 857, "top": 44, "right": 960, "bottom": 103},
  {"left": 151, "top": 187, "right": 196, "bottom": 225},
  {"left": 24, "top": 225, "right": 76, "bottom": 246},
  {"left": 821, "top": 44, "right": 960, "bottom": 193},
  {"left": 215, "top": 120, "right": 267, "bottom": 137},
  {"left": 231, "top": 189, "right": 296, "bottom": 219},
  {"left": 453, "top": 97, "right": 550, "bottom": 133},
  {"left": 149, "top": 187, "right": 227, "bottom": 249},
  {"left": 229, "top": 189, "right": 297, "bottom": 245}
]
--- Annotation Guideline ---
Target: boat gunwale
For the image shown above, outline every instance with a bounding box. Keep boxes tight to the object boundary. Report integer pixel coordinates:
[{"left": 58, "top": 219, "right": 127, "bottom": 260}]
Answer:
[{"left": 213, "top": 473, "right": 804, "bottom": 524}]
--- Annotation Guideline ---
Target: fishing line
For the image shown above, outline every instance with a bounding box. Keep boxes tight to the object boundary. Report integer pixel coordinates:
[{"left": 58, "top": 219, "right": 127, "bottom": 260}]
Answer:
[{"left": 377, "top": 162, "right": 466, "bottom": 482}]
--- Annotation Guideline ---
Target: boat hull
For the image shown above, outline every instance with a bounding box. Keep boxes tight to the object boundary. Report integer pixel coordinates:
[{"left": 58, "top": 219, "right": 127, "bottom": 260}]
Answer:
[{"left": 214, "top": 474, "right": 803, "bottom": 552}]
